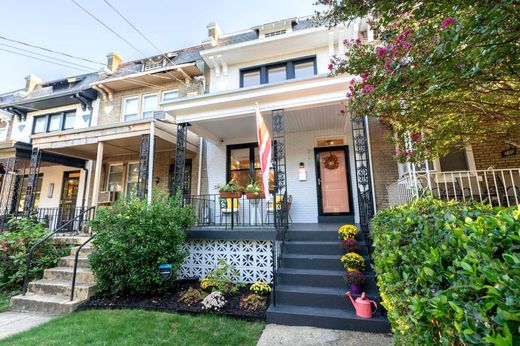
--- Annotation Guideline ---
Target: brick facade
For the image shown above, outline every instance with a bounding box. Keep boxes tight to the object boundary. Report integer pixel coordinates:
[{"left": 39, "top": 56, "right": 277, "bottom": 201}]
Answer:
[
  {"left": 472, "top": 141, "right": 520, "bottom": 170},
  {"left": 368, "top": 117, "right": 399, "bottom": 211}
]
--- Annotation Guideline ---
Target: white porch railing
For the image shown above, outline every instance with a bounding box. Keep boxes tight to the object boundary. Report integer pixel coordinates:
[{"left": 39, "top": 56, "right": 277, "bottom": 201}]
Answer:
[{"left": 387, "top": 168, "right": 520, "bottom": 207}]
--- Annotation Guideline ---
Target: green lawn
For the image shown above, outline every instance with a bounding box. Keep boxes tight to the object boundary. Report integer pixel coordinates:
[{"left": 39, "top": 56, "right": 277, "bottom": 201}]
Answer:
[{"left": 0, "top": 309, "right": 265, "bottom": 346}]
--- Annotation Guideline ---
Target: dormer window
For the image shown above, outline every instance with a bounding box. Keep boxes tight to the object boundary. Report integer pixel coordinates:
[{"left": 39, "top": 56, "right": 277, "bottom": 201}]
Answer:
[
  {"left": 265, "top": 29, "right": 286, "bottom": 38},
  {"left": 240, "top": 56, "right": 317, "bottom": 88},
  {"left": 255, "top": 18, "right": 295, "bottom": 39},
  {"left": 142, "top": 59, "right": 166, "bottom": 72}
]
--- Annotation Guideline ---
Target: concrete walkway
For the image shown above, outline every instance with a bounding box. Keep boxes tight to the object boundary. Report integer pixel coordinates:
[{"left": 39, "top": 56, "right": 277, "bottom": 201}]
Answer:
[
  {"left": 257, "top": 324, "right": 392, "bottom": 346},
  {"left": 0, "top": 311, "right": 55, "bottom": 340}
]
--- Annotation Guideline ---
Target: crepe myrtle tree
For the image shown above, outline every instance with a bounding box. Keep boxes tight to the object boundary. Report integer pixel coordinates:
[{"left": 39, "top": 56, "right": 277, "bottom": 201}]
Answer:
[{"left": 316, "top": 0, "right": 520, "bottom": 163}]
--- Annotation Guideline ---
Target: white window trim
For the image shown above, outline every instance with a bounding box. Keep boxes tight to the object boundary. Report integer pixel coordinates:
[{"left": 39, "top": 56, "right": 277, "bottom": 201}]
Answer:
[
  {"left": 125, "top": 161, "right": 140, "bottom": 196},
  {"left": 314, "top": 135, "right": 347, "bottom": 147},
  {"left": 142, "top": 93, "right": 159, "bottom": 118},
  {"left": 121, "top": 96, "right": 140, "bottom": 122},
  {"left": 432, "top": 145, "right": 476, "bottom": 172},
  {"left": 162, "top": 89, "right": 179, "bottom": 103},
  {"left": 106, "top": 163, "right": 125, "bottom": 192}
]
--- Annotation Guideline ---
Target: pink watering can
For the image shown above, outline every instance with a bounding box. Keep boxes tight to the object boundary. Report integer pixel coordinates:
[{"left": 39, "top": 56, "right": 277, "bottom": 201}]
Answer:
[{"left": 346, "top": 291, "right": 378, "bottom": 319}]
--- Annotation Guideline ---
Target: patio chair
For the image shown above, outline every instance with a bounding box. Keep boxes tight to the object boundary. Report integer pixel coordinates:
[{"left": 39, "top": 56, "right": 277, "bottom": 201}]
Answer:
[
  {"left": 455, "top": 174, "right": 485, "bottom": 202},
  {"left": 219, "top": 198, "right": 240, "bottom": 226},
  {"left": 265, "top": 194, "right": 293, "bottom": 224},
  {"left": 500, "top": 171, "right": 520, "bottom": 206}
]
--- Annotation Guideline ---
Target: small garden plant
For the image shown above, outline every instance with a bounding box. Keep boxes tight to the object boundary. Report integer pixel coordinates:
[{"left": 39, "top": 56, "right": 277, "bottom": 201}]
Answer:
[
  {"left": 249, "top": 281, "right": 271, "bottom": 296},
  {"left": 201, "top": 291, "right": 227, "bottom": 311},
  {"left": 215, "top": 179, "right": 243, "bottom": 193},
  {"left": 341, "top": 252, "right": 365, "bottom": 272},
  {"left": 338, "top": 224, "right": 358, "bottom": 240},
  {"left": 203, "top": 260, "right": 243, "bottom": 294},
  {"left": 179, "top": 287, "right": 207, "bottom": 306},
  {"left": 240, "top": 294, "right": 267, "bottom": 312}
]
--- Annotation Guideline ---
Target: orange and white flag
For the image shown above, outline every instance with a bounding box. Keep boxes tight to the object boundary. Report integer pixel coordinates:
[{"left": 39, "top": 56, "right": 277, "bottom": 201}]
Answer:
[{"left": 255, "top": 103, "right": 272, "bottom": 197}]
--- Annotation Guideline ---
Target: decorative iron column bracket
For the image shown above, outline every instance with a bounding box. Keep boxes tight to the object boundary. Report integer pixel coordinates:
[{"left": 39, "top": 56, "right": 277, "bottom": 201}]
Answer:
[
  {"left": 173, "top": 123, "right": 188, "bottom": 200},
  {"left": 351, "top": 116, "right": 375, "bottom": 255},
  {"left": 137, "top": 134, "right": 150, "bottom": 199},
  {"left": 23, "top": 148, "right": 42, "bottom": 215}
]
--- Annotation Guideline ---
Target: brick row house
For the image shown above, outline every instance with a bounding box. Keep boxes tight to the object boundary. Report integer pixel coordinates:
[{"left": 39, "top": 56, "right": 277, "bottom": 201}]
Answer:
[{"left": 3, "top": 16, "right": 519, "bottom": 331}]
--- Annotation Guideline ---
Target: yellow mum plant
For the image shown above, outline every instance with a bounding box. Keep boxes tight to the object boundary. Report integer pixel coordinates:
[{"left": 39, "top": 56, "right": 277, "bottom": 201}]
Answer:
[
  {"left": 338, "top": 224, "right": 358, "bottom": 240},
  {"left": 340, "top": 252, "right": 366, "bottom": 272},
  {"left": 250, "top": 281, "right": 272, "bottom": 296},
  {"left": 200, "top": 278, "right": 218, "bottom": 290}
]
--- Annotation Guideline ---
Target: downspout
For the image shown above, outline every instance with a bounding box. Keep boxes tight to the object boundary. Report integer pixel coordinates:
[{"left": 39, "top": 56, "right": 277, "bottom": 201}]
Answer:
[
  {"left": 80, "top": 161, "right": 90, "bottom": 210},
  {"left": 197, "top": 137, "right": 203, "bottom": 195},
  {"left": 147, "top": 121, "right": 155, "bottom": 205}
]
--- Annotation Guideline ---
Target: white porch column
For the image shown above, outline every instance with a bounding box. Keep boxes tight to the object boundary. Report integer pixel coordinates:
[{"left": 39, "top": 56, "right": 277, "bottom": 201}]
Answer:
[
  {"left": 92, "top": 142, "right": 104, "bottom": 209},
  {"left": 147, "top": 122, "right": 155, "bottom": 205}
]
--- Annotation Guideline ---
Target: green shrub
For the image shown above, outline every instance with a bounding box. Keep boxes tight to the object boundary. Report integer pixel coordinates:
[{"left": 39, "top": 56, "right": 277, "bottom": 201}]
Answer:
[
  {"left": 372, "top": 197, "right": 519, "bottom": 345},
  {"left": 89, "top": 193, "right": 195, "bottom": 295},
  {"left": 0, "top": 217, "right": 69, "bottom": 292},
  {"left": 203, "top": 259, "right": 243, "bottom": 294}
]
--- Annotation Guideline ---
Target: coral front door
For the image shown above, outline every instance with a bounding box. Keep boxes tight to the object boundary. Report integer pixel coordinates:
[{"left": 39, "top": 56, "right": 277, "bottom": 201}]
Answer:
[{"left": 315, "top": 146, "right": 352, "bottom": 217}]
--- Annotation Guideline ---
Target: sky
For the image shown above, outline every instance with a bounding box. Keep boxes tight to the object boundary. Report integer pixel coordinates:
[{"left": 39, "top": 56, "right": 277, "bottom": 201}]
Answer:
[{"left": 0, "top": 0, "right": 319, "bottom": 94}]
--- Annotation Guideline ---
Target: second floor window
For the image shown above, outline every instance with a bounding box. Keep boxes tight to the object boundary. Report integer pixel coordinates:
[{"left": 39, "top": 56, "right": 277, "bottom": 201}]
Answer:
[
  {"left": 33, "top": 110, "right": 76, "bottom": 134},
  {"left": 123, "top": 94, "right": 160, "bottom": 121},
  {"left": 240, "top": 56, "right": 317, "bottom": 88}
]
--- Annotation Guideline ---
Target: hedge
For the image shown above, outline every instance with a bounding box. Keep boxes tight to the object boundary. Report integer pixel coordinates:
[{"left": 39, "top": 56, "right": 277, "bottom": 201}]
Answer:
[
  {"left": 372, "top": 198, "right": 519, "bottom": 345},
  {"left": 89, "top": 193, "right": 195, "bottom": 295}
]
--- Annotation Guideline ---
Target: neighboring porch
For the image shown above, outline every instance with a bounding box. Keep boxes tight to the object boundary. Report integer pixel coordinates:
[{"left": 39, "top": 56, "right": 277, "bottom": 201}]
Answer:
[
  {"left": 31, "top": 118, "right": 200, "bottom": 211},
  {"left": 388, "top": 167, "right": 520, "bottom": 207}
]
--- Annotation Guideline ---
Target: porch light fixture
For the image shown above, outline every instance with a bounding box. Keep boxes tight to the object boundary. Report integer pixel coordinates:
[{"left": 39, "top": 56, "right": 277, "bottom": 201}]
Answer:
[
  {"left": 298, "top": 162, "right": 307, "bottom": 181},
  {"left": 47, "top": 183, "right": 54, "bottom": 199}
]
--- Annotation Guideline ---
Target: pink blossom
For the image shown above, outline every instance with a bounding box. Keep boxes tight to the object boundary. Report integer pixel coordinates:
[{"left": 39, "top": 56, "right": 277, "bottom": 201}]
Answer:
[
  {"left": 360, "top": 73, "right": 369, "bottom": 80},
  {"left": 440, "top": 17, "right": 457, "bottom": 30},
  {"left": 328, "top": 63, "right": 334, "bottom": 71},
  {"left": 340, "top": 109, "right": 346, "bottom": 114},
  {"left": 360, "top": 84, "right": 374, "bottom": 94},
  {"left": 376, "top": 47, "right": 388, "bottom": 57},
  {"left": 411, "top": 132, "right": 421, "bottom": 142},
  {"left": 355, "top": 38, "right": 362, "bottom": 44}
]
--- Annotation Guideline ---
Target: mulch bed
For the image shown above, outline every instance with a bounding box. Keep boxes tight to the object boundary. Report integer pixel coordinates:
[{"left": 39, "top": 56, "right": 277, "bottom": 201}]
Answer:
[{"left": 79, "top": 280, "right": 267, "bottom": 321}]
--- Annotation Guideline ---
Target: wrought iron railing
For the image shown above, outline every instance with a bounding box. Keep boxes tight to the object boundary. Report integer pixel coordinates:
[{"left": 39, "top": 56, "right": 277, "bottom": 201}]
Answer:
[
  {"left": 0, "top": 207, "right": 93, "bottom": 233},
  {"left": 21, "top": 207, "right": 95, "bottom": 295},
  {"left": 189, "top": 194, "right": 277, "bottom": 229},
  {"left": 388, "top": 168, "right": 520, "bottom": 207}
]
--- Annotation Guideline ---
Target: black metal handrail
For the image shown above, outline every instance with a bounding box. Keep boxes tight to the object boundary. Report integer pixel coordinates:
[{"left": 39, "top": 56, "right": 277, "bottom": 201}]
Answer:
[
  {"left": 21, "top": 207, "right": 95, "bottom": 295},
  {"left": 70, "top": 234, "right": 96, "bottom": 301}
]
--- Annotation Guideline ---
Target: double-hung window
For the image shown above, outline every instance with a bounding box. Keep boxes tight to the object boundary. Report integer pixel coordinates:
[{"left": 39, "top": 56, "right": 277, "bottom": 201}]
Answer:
[
  {"left": 240, "top": 56, "right": 317, "bottom": 88},
  {"left": 123, "top": 94, "right": 160, "bottom": 121},
  {"left": 123, "top": 97, "right": 140, "bottom": 121},
  {"left": 32, "top": 110, "right": 76, "bottom": 134},
  {"left": 162, "top": 90, "right": 178, "bottom": 103}
]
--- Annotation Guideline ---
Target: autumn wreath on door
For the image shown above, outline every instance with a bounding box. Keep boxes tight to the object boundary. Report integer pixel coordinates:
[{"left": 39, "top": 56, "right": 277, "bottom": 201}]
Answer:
[{"left": 323, "top": 152, "right": 340, "bottom": 170}]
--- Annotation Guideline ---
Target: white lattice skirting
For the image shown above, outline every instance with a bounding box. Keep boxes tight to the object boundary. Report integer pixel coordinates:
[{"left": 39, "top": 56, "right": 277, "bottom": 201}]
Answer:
[{"left": 179, "top": 240, "right": 273, "bottom": 283}]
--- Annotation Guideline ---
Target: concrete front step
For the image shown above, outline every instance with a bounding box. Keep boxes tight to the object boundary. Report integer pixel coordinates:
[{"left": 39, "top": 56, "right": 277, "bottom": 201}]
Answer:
[
  {"left": 266, "top": 304, "right": 390, "bottom": 333},
  {"left": 54, "top": 235, "right": 91, "bottom": 245},
  {"left": 58, "top": 256, "right": 90, "bottom": 268},
  {"left": 10, "top": 293, "right": 83, "bottom": 314},
  {"left": 70, "top": 245, "right": 93, "bottom": 256},
  {"left": 28, "top": 279, "right": 96, "bottom": 301},
  {"left": 285, "top": 230, "right": 341, "bottom": 242},
  {"left": 43, "top": 267, "right": 95, "bottom": 284}
]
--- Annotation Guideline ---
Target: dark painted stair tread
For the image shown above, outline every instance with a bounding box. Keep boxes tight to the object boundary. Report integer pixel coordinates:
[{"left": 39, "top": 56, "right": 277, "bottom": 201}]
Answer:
[
  {"left": 282, "top": 254, "right": 341, "bottom": 260},
  {"left": 276, "top": 284, "right": 380, "bottom": 299},
  {"left": 279, "top": 267, "right": 344, "bottom": 276},
  {"left": 267, "top": 305, "right": 390, "bottom": 333}
]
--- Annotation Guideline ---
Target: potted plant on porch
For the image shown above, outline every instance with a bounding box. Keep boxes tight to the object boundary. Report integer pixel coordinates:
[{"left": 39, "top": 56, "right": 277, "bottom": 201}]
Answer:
[
  {"left": 245, "top": 180, "right": 265, "bottom": 199},
  {"left": 345, "top": 271, "right": 366, "bottom": 294},
  {"left": 215, "top": 180, "right": 243, "bottom": 199}
]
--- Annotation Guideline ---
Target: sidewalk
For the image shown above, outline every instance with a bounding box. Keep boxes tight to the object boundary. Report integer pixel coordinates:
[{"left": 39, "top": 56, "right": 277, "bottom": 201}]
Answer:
[
  {"left": 257, "top": 324, "right": 392, "bottom": 346},
  {"left": 0, "top": 311, "right": 55, "bottom": 340}
]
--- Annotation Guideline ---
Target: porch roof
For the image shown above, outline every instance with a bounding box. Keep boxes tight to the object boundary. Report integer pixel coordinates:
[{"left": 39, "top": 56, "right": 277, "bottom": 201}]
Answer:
[
  {"left": 31, "top": 118, "right": 199, "bottom": 160},
  {"left": 162, "top": 75, "right": 351, "bottom": 141}
]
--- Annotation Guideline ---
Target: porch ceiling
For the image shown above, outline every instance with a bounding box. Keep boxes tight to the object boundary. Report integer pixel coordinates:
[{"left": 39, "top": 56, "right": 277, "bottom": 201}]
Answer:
[{"left": 191, "top": 104, "right": 346, "bottom": 140}]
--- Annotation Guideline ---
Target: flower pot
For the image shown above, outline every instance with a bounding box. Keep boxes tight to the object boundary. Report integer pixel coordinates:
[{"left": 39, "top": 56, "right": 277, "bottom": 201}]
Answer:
[
  {"left": 246, "top": 192, "right": 265, "bottom": 199},
  {"left": 219, "top": 191, "right": 242, "bottom": 199},
  {"left": 347, "top": 267, "right": 360, "bottom": 272},
  {"left": 350, "top": 284, "right": 362, "bottom": 294}
]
